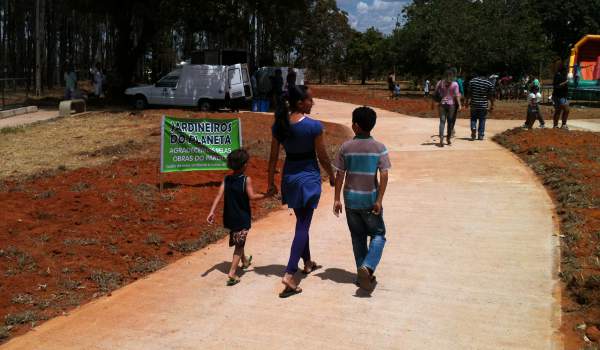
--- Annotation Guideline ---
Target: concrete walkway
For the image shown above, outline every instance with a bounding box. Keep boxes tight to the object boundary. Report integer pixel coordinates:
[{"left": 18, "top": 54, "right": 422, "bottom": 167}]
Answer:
[
  {"left": 0, "top": 109, "right": 58, "bottom": 129},
  {"left": 2, "top": 99, "right": 562, "bottom": 349}
]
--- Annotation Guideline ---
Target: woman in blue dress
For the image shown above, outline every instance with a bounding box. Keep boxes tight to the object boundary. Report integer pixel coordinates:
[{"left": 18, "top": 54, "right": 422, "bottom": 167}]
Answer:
[{"left": 267, "top": 85, "right": 335, "bottom": 298}]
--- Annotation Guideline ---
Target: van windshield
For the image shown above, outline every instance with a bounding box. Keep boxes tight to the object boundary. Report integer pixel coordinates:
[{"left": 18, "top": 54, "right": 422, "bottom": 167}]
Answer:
[{"left": 156, "top": 70, "right": 181, "bottom": 88}]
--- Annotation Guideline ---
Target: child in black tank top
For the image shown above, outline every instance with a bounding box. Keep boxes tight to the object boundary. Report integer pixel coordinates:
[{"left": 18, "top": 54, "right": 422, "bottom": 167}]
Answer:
[{"left": 207, "top": 149, "right": 268, "bottom": 286}]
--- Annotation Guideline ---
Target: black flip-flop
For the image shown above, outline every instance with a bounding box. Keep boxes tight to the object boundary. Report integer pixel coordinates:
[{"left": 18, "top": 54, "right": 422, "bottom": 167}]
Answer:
[
  {"left": 279, "top": 286, "right": 302, "bottom": 298},
  {"left": 302, "top": 261, "right": 322, "bottom": 274},
  {"left": 226, "top": 277, "right": 240, "bottom": 286}
]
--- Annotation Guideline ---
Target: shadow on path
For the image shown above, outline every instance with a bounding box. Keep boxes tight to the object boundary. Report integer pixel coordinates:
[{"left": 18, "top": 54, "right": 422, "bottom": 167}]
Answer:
[
  {"left": 252, "top": 264, "right": 287, "bottom": 278},
  {"left": 201, "top": 261, "right": 246, "bottom": 278},
  {"left": 314, "top": 268, "right": 356, "bottom": 285}
]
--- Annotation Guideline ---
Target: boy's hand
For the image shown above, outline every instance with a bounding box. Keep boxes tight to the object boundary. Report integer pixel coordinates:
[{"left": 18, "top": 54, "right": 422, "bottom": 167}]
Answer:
[
  {"left": 372, "top": 201, "right": 383, "bottom": 216},
  {"left": 206, "top": 212, "right": 215, "bottom": 224},
  {"left": 333, "top": 200, "right": 343, "bottom": 217}
]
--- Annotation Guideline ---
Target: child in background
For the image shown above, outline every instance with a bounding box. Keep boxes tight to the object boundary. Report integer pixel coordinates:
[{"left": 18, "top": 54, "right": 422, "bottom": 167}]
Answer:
[
  {"left": 207, "top": 149, "right": 267, "bottom": 286},
  {"left": 523, "top": 85, "right": 545, "bottom": 129},
  {"left": 333, "top": 106, "right": 391, "bottom": 292},
  {"left": 393, "top": 83, "right": 401, "bottom": 98}
]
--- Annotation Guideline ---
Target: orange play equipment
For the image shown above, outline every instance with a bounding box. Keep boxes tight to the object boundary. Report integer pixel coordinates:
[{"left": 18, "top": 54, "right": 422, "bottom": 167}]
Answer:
[{"left": 568, "top": 35, "right": 600, "bottom": 100}]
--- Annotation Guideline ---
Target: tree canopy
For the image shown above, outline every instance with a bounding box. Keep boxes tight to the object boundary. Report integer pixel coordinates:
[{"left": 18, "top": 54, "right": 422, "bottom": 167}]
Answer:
[{"left": 1, "top": 0, "right": 599, "bottom": 93}]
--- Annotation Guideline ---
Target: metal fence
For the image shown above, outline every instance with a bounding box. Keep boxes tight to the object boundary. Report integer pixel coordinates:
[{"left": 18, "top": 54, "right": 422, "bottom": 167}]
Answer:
[{"left": 1, "top": 78, "right": 30, "bottom": 111}]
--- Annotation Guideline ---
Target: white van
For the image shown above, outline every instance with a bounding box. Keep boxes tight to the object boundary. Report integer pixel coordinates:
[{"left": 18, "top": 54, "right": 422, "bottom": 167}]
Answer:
[{"left": 125, "top": 63, "right": 252, "bottom": 110}]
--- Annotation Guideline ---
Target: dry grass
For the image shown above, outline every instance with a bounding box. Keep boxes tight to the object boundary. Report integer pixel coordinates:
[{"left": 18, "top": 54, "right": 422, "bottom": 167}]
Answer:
[{"left": 0, "top": 112, "right": 158, "bottom": 179}]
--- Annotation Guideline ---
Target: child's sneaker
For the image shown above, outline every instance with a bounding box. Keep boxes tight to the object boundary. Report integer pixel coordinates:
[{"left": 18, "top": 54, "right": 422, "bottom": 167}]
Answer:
[
  {"left": 561, "top": 124, "right": 569, "bottom": 130},
  {"left": 539, "top": 124, "right": 545, "bottom": 129}
]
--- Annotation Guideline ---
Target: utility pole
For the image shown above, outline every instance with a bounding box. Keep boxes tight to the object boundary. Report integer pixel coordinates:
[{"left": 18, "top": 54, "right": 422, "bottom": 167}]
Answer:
[{"left": 35, "top": 0, "right": 42, "bottom": 96}]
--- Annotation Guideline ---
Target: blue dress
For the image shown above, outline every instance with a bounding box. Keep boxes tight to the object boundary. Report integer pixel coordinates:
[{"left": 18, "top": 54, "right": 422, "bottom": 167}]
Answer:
[{"left": 273, "top": 116, "right": 323, "bottom": 209}]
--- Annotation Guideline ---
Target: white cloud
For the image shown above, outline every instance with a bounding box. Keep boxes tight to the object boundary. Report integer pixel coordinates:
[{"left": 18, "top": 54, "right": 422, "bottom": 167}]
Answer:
[
  {"left": 356, "top": 1, "right": 369, "bottom": 14},
  {"left": 338, "top": 0, "right": 409, "bottom": 34}
]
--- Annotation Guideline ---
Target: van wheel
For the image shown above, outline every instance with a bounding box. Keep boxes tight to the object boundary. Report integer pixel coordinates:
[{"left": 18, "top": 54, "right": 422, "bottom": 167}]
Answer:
[
  {"left": 198, "top": 99, "right": 212, "bottom": 112},
  {"left": 133, "top": 95, "right": 148, "bottom": 110}
]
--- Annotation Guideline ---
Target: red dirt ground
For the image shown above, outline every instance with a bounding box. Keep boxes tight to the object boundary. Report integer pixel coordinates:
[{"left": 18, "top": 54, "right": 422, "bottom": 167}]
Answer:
[
  {"left": 493, "top": 128, "right": 600, "bottom": 349},
  {"left": 311, "top": 84, "right": 600, "bottom": 120},
  {"left": 0, "top": 110, "right": 351, "bottom": 342}
]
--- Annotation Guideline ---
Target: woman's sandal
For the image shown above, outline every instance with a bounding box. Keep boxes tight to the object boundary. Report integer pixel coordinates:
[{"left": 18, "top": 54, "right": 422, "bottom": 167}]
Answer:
[
  {"left": 242, "top": 255, "right": 253, "bottom": 270},
  {"left": 279, "top": 281, "right": 302, "bottom": 298},
  {"left": 226, "top": 277, "right": 240, "bottom": 286},
  {"left": 302, "top": 261, "right": 322, "bottom": 274}
]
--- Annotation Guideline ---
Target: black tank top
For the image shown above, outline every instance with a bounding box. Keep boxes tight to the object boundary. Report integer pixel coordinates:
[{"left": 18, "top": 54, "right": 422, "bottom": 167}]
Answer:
[{"left": 223, "top": 174, "right": 251, "bottom": 231}]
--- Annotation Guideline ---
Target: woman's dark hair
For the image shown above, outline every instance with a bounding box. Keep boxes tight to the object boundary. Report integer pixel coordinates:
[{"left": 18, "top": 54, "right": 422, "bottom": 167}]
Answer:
[
  {"left": 273, "top": 85, "right": 309, "bottom": 142},
  {"left": 227, "top": 149, "right": 250, "bottom": 171}
]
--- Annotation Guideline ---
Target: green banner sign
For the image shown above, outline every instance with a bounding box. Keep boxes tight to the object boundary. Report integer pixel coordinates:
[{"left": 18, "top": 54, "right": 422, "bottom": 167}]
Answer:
[{"left": 160, "top": 116, "right": 242, "bottom": 172}]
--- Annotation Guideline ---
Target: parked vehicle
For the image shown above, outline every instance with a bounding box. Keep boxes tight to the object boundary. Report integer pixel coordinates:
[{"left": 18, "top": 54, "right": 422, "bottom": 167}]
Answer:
[{"left": 125, "top": 63, "right": 252, "bottom": 110}]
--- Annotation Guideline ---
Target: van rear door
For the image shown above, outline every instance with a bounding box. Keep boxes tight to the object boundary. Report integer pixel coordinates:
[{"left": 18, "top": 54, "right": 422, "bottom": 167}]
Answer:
[
  {"left": 227, "top": 65, "right": 244, "bottom": 99},
  {"left": 241, "top": 65, "right": 252, "bottom": 98}
]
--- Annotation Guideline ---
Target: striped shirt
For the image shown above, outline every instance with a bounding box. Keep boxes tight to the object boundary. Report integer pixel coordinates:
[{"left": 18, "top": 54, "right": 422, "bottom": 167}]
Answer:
[
  {"left": 469, "top": 77, "right": 494, "bottom": 110},
  {"left": 333, "top": 135, "right": 391, "bottom": 209}
]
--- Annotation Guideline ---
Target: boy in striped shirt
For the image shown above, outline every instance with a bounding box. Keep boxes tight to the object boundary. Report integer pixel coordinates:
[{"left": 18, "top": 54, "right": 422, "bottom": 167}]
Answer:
[{"left": 333, "top": 106, "right": 391, "bottom": 291}]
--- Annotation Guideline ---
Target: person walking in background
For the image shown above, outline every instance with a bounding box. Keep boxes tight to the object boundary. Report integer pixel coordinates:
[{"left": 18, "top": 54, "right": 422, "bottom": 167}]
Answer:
[
  {"left": 251, "top": 70, "right": 259, "bottom": 112},
  {"left": 64, "top": 64, "right": 77, "bottom": 100},
  {"left": 92, "top": 62, "right": 105, "bottom": 98},
  {"left": 424, "top": 79, "right": 430, "bottom": 97},
  {"left": 333, "top": 106, "right": 391, "bottom": 292},
  {"left": 387, "top": 72, "right": 395, "bottom": 93},
  {"left": 267, "top": 85, "right": 335, "bottom": 298},
  {"left": 207, "top": 149, "right": 267, "bottom": 286},
  {"left": 552, "top": 62, "right": 570, "bottom": 129},
  {"left": 452, "top": 69, "right": 465, "bottom": 138},
  {"left": 467, "top": 70, "right": 495, "bottom": 140},
  {"left": 271, "top": 69, "right": 284, "bottom": 109},
  {"left": 532, "top": 76, "right": 541, "bottom": 89},
  {"left": 523, "top": 85, "right": 545, "bottom": 129},
  {"left": 433, "top": 69, "right": 461, "bottom": 147},
  {"left": 285, "top": 69, "right": 297, "bottom": 94}
]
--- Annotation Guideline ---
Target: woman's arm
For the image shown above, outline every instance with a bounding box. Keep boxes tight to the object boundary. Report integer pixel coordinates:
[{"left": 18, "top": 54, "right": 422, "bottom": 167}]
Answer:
[
  {"left": 245, "top": 176, "right": 266, "bottom": 200},
  {"left": 267, "top": 137, "right": 280, "bottom": 194},
  {"left": 315, "top": 134, "right": 335, "bottom": 186},
  {"left": 207, "top": 181, "right": 225, "bottom": 224}
]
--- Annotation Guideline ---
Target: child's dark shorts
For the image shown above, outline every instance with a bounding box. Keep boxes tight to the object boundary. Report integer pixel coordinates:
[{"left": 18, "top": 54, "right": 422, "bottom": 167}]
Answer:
[{"left": 229, "top": 229, "right": 248, "bottom": 248}]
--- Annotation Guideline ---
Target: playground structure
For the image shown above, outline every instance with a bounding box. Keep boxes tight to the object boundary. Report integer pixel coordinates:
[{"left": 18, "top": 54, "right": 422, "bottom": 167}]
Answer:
[{"left": 568, "top": 34, "right": 600, "bottom": 101}]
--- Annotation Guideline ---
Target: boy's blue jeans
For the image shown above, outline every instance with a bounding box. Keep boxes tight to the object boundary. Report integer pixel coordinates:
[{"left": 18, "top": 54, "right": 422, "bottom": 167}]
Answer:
[{"left": 345, "top": 208, "right": 386, "bottom": 272}]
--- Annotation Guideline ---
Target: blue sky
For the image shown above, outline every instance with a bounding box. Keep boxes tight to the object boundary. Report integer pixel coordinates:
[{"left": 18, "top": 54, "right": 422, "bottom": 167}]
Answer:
[{"left": 336, "top": 0, "right": 410, "bottom": 34}]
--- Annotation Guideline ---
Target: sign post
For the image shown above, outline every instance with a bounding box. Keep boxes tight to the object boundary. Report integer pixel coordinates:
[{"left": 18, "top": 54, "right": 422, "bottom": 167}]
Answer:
[{"left": 159, "top": 116, "right": 243, "bottom": 188}]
